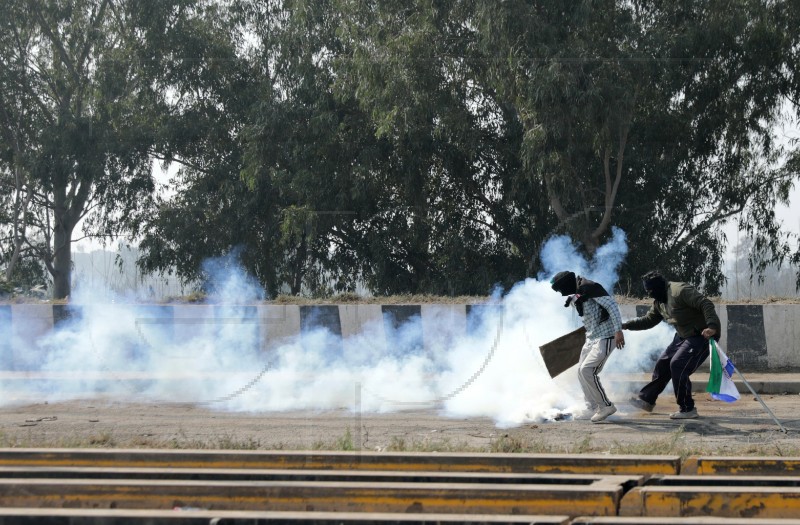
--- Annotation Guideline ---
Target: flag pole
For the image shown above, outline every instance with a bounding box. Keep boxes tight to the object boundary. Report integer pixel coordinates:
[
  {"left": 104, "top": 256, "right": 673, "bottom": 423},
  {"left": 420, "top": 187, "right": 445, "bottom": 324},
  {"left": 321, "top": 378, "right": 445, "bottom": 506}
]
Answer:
[{"left": 734, "top": 369, "right": 788, "bottom": 434}]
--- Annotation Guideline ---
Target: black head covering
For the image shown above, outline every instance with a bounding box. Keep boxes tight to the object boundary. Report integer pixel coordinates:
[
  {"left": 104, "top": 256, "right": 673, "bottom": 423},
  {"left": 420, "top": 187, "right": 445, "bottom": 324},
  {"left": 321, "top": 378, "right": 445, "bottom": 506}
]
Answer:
[
  {"left": 551, "top": 272, "right": 611, "bottom": 322},
  {"left": 642, "top": 270, "right": 668, "bottom": 304},
  {"left": 550, "top": 271, "right": 577, "bottom": 296}
]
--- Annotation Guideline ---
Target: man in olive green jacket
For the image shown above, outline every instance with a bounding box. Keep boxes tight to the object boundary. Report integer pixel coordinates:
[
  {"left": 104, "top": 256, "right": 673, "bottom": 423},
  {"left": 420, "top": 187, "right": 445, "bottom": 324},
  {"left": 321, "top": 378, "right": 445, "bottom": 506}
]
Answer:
[{"left": 622, "top": 271, "right": 720, "bottom": 419}]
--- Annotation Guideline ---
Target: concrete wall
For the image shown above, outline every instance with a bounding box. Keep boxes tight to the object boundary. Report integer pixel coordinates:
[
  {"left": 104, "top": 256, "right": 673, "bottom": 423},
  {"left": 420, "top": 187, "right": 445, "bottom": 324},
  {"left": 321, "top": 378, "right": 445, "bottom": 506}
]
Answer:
[{"left": 1, "top": 303, "right": 796, "bottom": 371}]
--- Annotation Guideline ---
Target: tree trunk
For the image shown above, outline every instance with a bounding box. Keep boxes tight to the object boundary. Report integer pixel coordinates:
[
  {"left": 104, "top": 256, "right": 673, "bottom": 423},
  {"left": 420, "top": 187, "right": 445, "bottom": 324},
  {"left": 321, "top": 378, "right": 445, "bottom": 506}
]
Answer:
[
  {"left": 5, "top": 238, "right": 23, "bottom": 282},
  {"left": 291, "top": 236, "right": 307, "bottom": 295},
  {"left": 51, "top": 207, "right": 75, "bottom": 300}
]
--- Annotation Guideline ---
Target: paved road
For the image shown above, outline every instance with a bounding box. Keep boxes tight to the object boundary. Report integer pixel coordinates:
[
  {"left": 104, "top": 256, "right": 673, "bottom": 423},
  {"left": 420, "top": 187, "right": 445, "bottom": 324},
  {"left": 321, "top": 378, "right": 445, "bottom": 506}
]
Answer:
[{"left": 1, "top": 389, "right": 798, "bottom": 455}]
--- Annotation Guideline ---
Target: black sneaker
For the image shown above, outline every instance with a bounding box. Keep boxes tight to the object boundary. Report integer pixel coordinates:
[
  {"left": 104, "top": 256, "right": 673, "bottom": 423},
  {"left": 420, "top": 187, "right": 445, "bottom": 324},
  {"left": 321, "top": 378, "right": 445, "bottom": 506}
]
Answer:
[{"left": 629, "top": 397, "right": 655, "bottom": 413}]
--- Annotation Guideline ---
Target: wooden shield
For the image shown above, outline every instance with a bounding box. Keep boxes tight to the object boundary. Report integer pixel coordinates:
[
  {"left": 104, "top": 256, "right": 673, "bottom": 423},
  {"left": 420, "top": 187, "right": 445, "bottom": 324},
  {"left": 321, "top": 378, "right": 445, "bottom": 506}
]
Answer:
[{"left": 539, "top": 326, "right": 586, "bottom": 378}]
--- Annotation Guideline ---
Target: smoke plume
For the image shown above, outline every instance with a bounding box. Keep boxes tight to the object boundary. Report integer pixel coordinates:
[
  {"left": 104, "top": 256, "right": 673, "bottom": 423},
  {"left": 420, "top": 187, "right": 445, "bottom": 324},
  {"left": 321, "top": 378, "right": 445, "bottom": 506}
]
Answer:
[{"left": 0, "top": 229, "right": 674, "bottom": 426}]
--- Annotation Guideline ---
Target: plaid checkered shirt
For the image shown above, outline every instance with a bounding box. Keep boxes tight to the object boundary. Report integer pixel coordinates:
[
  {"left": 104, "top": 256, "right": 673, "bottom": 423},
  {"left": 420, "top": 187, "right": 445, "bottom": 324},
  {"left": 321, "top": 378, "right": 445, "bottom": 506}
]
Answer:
[{"left": 578, "top": 295, "right": 623, "bottom": 341}]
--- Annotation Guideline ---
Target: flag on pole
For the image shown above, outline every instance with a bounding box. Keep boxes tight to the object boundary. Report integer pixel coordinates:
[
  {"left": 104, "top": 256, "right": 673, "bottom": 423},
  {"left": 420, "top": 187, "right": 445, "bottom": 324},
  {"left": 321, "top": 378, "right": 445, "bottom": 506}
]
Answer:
[{"left": 706, "top": 339, "right": 740, "bottom": 402}]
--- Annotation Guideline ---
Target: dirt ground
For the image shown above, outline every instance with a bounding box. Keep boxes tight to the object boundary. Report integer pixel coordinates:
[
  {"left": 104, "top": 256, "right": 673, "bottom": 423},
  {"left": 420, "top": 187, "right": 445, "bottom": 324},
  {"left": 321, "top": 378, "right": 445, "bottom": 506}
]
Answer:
[{"left": 1, "top": 393, "right": 799, "bottom": 456}]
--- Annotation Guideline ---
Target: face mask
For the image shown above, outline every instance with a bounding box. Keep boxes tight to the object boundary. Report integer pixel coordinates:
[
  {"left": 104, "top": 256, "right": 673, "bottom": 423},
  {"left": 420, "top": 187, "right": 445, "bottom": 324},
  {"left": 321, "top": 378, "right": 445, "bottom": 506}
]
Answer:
[
  {"left": 551, "top": 271, "right": 577, "bottom": 296},
  {"left": 643, "top": 276, "right": 667, "bottom": 303}
]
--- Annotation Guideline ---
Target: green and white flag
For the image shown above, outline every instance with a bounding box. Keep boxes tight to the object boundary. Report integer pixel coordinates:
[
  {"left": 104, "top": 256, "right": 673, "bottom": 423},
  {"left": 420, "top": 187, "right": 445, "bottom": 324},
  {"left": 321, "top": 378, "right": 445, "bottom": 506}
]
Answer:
[{"left": 706, "top": 339, "right": 740, "bottom": 403}]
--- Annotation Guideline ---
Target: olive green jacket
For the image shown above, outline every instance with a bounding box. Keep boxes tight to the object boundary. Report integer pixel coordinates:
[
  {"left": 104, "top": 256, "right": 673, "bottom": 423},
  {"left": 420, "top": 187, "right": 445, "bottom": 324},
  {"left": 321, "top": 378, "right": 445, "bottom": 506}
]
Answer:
[{"left": 622, "top": 281, "right": 721, "bottom": 339}]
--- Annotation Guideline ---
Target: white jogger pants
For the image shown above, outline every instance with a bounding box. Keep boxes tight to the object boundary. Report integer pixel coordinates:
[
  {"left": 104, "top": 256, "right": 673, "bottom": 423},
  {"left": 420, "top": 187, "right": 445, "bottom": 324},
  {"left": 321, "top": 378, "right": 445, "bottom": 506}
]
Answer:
[{"left": 578, "top": 337, "right": 615, "bottom": 408}]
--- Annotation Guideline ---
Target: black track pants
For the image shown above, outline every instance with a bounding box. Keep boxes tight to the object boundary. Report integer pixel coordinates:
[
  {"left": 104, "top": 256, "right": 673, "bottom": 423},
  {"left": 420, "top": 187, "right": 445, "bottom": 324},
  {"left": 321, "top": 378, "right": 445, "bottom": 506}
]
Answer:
[{"left": 639, "top": 334, "right": 709, "bottom": 412}]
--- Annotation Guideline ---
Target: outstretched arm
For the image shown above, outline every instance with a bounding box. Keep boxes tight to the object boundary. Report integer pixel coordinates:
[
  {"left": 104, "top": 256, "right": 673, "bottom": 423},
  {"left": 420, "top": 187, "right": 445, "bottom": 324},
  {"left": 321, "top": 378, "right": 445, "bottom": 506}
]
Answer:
[{"left": 622, "top": 303, "right": 663, "bottom": 331}]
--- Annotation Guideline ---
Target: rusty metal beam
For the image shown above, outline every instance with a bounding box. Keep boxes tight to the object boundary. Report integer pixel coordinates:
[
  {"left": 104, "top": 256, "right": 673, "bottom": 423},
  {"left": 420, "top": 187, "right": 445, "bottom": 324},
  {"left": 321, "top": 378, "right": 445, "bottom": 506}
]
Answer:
[
  {"left": 620, "top": 485, "right": 800, "bottom": 518},
  {"left": 682, "top": 456, "right": 800, "bottom": 476},
  {"left": 0, "top": 509, "right": 571, "bottom": 525},
  {"left": 0, "top": 479, "right": 624, "bottom": 516},
  {"left": 0, "top": 466, "right": 642, "bottom": 489},
  {"left": 573, "top": 517, "right": 800, "bottom": 524},
  {"left": 0, "top": 449, "right": 680, "bottom": 476}
]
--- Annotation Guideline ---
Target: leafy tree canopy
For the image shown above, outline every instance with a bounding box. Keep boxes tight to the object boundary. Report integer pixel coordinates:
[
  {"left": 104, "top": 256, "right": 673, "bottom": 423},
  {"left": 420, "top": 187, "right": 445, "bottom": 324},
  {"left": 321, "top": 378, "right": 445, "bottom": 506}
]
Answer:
[{"left": 4, "top": 0, "right": 800, "bottom": 298}]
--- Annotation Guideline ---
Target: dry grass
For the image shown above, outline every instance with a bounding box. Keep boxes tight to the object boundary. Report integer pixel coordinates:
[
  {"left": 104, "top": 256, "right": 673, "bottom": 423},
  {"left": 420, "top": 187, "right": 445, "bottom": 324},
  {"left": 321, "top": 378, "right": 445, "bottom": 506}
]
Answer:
[
  {"left": 1, "top": 426, "right": 798, "bottom": 457},
  {"left": 270, "top": 293, "right": 493, "bottom": 305},
  {"left": 5, "top": 293, "right": 800, "bottom": 306}
]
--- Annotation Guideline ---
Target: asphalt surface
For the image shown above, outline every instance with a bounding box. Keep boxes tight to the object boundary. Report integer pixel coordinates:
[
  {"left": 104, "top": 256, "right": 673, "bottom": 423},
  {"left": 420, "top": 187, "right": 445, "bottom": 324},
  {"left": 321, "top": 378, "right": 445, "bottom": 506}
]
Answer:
[{"left": 1, "top": 376, "right": 798, "bottom": 455}]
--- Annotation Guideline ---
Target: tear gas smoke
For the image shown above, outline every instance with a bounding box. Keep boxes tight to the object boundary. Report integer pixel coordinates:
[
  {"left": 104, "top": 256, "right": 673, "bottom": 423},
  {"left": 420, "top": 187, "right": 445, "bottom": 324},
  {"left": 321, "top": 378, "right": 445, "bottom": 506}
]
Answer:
[{"left": 0, "top": 231, "right": 674, "bottom": 426}]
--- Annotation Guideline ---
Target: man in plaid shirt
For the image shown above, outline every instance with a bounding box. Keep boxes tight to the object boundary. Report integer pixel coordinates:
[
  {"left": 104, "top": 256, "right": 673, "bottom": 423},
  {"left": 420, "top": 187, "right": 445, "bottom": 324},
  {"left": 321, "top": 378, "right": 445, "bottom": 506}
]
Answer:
[{"left": 551, "top": 271, "right": 625, "bottom": 422}]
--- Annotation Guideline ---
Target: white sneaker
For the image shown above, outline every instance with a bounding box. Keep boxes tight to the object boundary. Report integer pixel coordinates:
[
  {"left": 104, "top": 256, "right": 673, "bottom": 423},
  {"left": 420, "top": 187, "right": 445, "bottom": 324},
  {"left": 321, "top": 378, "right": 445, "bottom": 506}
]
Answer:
[
  {"left": 573, "top": 408, "right": 596, "bottom": 420},
  {"left": 669, "top": 408, "right": 698, "bottom": 419},
  {"left": 591, "top": 404, "right": 617, "bottom": 423}
]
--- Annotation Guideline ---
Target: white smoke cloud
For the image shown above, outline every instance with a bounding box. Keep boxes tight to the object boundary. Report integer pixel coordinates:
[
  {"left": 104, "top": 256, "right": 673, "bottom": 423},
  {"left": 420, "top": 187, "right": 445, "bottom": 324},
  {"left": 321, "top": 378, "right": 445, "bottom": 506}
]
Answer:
[
  {"left": 1, "top": 229, "right": 675, "bottom": 426},
  {"left": 538, "top": 226, "right": 628, "bottom": 292}
]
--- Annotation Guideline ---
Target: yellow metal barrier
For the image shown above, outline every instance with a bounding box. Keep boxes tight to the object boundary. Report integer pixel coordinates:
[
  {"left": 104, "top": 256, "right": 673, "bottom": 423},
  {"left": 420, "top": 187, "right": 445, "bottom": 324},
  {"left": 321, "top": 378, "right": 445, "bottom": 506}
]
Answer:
[
  {"left": 573, "top": 518, "right": 800, "bottom": 524},
  {"left": 620, "top": 485, "right": 800, "bottom": 518},
  {"left": 0, "top": 449, "right": 680, "bottom": 476},
  {"left": 0, "top": 509, "right": 571, "bottom": 524},
  {"left": 0, "top": 479, "right": 625, "bottom": 515},
  {"left": 683, "top": 456, "right": 800, "bottom": 476}
]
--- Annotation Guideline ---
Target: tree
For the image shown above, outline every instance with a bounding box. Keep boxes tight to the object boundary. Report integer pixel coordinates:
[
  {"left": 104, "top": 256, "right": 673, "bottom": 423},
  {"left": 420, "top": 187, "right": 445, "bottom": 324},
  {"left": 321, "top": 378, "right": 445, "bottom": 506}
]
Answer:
[
  {"left": 135, "top": 0, "right": 800, "bottom": 297},
  {"left": 0, "top": 0, "right": 172, "bottom": 298},
  {"left": 468, "top": 0, "right": 799, "bottom": 294},
  {"left": 309, "top": 0, "right": 546, "bottom": 294},
  {"left": 0, "top": 0, "right": 49, "bottom": 286},
  {"left": 239, "top": 0, "right": 383, "bottom": 295},
  {"left": 129, "top": 0, "right": 287, "bottom": 294},
  {"left": 615, "top": 0, "right": 798, "bottom": 294}
]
